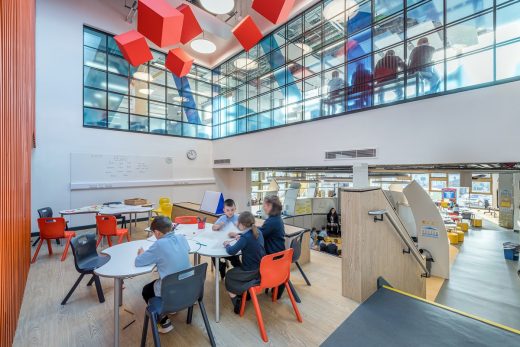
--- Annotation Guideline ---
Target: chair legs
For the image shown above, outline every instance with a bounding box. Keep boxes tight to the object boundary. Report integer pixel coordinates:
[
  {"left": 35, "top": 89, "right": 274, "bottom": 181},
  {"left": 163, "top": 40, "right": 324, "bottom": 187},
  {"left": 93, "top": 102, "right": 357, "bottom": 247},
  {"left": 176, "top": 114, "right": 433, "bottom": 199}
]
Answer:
[
  {"left": 249, "top": 288, "right": 268, "bottom": 342},
  {"left": 288, "top": 280, "right": 301, "bottom": 303},
  {"left": 150, "top": 313, "right": 161, "bottom": 347},
  {"left": 61, "top": 236, "right": 73, "bottom": 261},
  {"left": 186, "top": 305, "right": 194, "bottom": 324},
  {"left": 295, "top": 261, "right": 311, "bottom": 286},
  {"left": 46, "top": 239, "right": 53, "bottom": 255},
  {"left": 285, "top": 282, "right": 303, "bottom": 323},
  {"left": 93, "top": 275, "right": 105, "bottom": 303},
  {"left": 61, "top": 273, "right": 85, "bottom": 305},
  {"left": 31, "top": 239, "right": 45, "bottom": 263},
  {"left": 61, "top": 273, "right": 104, "bottom": 305},
  {"left": 140, "top": 313, "right": 149, "bottom": 347},
  {"left": 199, "top": 300, "right": 216, "bottom": 347}
]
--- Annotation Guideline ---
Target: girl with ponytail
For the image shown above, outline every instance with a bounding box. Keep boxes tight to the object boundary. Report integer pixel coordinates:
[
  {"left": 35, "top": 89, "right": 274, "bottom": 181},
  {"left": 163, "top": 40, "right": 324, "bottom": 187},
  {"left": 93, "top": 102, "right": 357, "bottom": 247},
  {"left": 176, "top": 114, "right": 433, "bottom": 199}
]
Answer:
[{"left": 223, "top": 211, "right": 266, "bottom": 314}]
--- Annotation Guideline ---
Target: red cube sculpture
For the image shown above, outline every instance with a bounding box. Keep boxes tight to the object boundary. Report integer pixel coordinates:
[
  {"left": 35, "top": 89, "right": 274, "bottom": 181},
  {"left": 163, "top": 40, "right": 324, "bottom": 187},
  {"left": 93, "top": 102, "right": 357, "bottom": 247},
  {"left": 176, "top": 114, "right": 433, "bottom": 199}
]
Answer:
[
  {"left": 232, "top": 16, "right": 263, "bottom": 52},
  {"left": 113, "top": 30, "right": 153, "bottom": 67},
  {"left": 137, "top": 0, "right": 184, "bottom": 47},
  {"left": 166, "top": 48, "right": 194, "bottom": 78},
  {"left": 177, "top": 4, "right": 203, "bottom": 45},
  {"left": 252, "top": 0, "right": 295, "bottom": 25}
]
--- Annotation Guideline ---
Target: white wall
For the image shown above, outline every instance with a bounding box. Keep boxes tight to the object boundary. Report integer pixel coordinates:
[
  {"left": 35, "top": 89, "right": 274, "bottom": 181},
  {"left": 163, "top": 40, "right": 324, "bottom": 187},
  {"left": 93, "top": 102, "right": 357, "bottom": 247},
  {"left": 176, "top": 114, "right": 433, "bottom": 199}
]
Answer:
[
  {"left": 213, "top": 81, "right": 520, "bottom": 168},
  {"left": 33, "top": 0, "right": 216, "bottom": 229}
]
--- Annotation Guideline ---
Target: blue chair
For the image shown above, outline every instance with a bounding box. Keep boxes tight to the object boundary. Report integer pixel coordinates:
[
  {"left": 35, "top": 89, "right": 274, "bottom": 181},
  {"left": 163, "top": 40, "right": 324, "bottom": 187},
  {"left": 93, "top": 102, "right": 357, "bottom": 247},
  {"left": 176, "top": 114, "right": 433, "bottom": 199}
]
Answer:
[{"left": 141, "top": 263, "right": 215, "bottom": 347}]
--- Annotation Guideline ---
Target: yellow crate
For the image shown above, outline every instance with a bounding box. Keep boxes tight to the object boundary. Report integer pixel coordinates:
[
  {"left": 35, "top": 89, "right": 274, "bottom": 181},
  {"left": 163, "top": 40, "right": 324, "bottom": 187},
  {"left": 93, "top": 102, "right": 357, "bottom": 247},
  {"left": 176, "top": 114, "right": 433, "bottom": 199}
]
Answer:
[
  {"left": 448, "top": 232, "right": 459, "bottom": 244},
  {"left": 471, "top": 218, "right": 482, "bottom": 227},
  {"left": 455, "top": 231, "right": 464, "bottom": 243},
  {"left": 457, "top": 222, "right": 469, "bottom": 232}
]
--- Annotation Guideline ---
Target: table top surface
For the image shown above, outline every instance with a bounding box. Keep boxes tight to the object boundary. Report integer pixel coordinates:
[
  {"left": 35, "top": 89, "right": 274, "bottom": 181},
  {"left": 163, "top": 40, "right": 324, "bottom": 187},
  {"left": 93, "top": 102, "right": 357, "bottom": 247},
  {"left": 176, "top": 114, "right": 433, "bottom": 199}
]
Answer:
[
  {"left": 94, "top": 237, "right": 201, "bottom": 278},
  {"left": 60, "top": 203, "right": 154, "bottom": 215}
]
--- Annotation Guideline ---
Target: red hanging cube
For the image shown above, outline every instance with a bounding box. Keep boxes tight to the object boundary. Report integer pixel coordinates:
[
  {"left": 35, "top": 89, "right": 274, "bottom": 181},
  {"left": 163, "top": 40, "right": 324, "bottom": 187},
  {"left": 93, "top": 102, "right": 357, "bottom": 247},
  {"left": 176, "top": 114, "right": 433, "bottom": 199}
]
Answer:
[
  {"left": 232, "top": 16, "right": 263, "bottom": 52},
  {"left": 166, "top": 48, "right": 194, "bottom": 78},
  {"left": 113, "top": 30, "right": 153, "bottom": 67},
  {"left": 252, "top": 0, "right": 295, "bottom": 25},
  {"left": 177, "top": 4, "right": 203, "bottom": 45},
  {"left": 137, "top": 0, "right": 184, "bottom": 47}
]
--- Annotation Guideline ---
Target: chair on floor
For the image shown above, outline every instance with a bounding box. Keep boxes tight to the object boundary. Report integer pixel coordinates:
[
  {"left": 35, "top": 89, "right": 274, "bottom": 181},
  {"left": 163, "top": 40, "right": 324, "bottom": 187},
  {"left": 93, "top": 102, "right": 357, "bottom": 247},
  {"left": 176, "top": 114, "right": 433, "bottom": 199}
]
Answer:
[
  {"left": 31, "top": 218, "right": 76, "bottom": 263},
  {"left": 95, "top": 215, "right": 130, "bottom": 248},
  {"left": 102, "top": 202, "right": 126, "bottom": 228},
  {"left": 141, "top": 263, "right": 216, "bottom": 347},
  {"left": 152, "top": 197, "right": 171, "bottom": 215},
  {"left": 290, "top": 231, "right": 311, "bottom": 286},
  {"left": 174, "top": 215, "right": 198, "bottom": 224},
  {"left": 61, "top": 233, "right": 109, "bottom": 305},
  {"left": 239, "top": 249, "right": 302, "bottom": 342},
  {"left": 33, "top": 207, "right": 64, "bottom": 246}
]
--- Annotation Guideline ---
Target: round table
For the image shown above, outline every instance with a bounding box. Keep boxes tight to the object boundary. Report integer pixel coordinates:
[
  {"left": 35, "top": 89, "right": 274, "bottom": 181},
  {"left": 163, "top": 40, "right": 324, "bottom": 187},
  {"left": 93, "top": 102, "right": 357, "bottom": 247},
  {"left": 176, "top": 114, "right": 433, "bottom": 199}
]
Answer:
[{"left": 95, "top": 238, "right": 201, "bottom": 347}]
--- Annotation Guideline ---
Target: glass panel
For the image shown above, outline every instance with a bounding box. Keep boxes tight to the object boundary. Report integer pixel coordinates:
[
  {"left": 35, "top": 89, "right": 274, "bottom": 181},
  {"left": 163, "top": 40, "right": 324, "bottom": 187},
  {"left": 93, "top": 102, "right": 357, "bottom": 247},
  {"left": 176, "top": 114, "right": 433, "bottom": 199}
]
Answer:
[
  {"left": 149, "top": 101, "right": 166, "bottom": 118},
  {"left": 84, "top": 67, "right": 106, "bottom": 89},
  {"left": 272, "top": 107, "right": 286, "bottom": 126},
  {"left": 108, "top": 93, "right": 128, "bottom": 113},
  {"left": 108, "top": 112, "right": 128, "bottom": 130},
  {"left": 373, "top": 15, "right": 405, "bottom": 51},
  {"left": 447, "top": 49, "right": 493, "bottom": 90},
  {"left": 108, "top": 54, "right": 129, "bottom": 75},
  {"left": 167, "top": 104, "right": 182, "bottom": 121},
  {"left": 107, "top": 37, "right": 122, "bottom": 56},
  {"left": 130, "top": 115, "right": 148, "bottom": 132},
  {"left": 286, "top": 102, "right": 303, "bottom": 123},
  {"left": 304, "top": 97, "right": 322, "bottom": 120},
  {"left": 130, "top": 97, "right": 148, "bottom": 116},
  {"left": 247, "top": 114, "right": 258, "bottom": 132},
  {"left": 84, "top": 28, "right": 106, "bottom": 51},
  {"left": 84, "top": 107, "right": 107, "bottom": 127},
  {"left": 149, "top": 67, "right": 166, "bottom": 85},
  {"left": 496, "top": 2, "right": 520, "bottom": 43},
  {"left": 496, "top": 41, "right": 520, "bottom": 80},
  {"left": 348, "top": 1, "right": 372, "bottom": 34},
  {"left": 167, "top": 120, "right": 182, "bottom": 136},
  {"left": 84, "top": 46, "right": 106, "bottom": 71},
  {"left": 446, "top": 0, "right": 493, "bottom": 23},
  {"left": 347, "top": 57, "right": 373, "bottom": 110},
  {"left": 323, "top": 67, "right": 346, "bottom": 115},
  {"left": 446, "top": 13, "right": 494, "bottom": 58},
  {"left": 287, "top": 16, "right": 303, "bottom": 42},
  {"left": 448, "top": 174, "right": 460, "bottom": 187},
  {"left": 198, "top": 125, "right": 212, "bottom": 139},
  {"left": 108, "top": 73, "right": 128, "bottom": 94},
  {"left": 348, "top": 28, "right": 372, "bottom": 61},
  {"left": 472, "top": 181, "right": 491, "bottom": 193},
  {"left": 407, "top": 0, "right": 444, "bottom": 39},
  {"left": 374, "top": 46, "right": 406, "bottom": 104},
  {"left": 374, "top": 0, "right": 403, "bottom": 20},
  {"left": 149, "top": 84, "right": 166, "bottom": 102},
  {"left": 84, "top": 87, "right": 106, "bottom": 109},
  {"left": 150, "top": 117, "right": 166, "bottom": 134}
]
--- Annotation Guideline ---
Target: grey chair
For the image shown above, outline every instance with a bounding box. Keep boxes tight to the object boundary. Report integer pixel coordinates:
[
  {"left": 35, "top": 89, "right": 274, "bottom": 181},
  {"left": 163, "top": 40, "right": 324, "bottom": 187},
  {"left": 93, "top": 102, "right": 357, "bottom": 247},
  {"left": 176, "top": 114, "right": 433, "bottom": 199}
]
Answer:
[
  {"left": 61, "top": 233, "right": 109, "bottom": 305},
  {"left": 290, "top": 231, "right": 311, "bottom": 286},
  {"left": 141, "top": 263, "right": 215, "bottom": 347}
]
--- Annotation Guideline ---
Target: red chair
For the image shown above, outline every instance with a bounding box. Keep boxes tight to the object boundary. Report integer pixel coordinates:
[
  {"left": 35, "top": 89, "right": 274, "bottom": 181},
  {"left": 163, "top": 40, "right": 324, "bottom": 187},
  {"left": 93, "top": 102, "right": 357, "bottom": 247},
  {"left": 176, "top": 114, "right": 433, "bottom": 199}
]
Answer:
[
  {"left": 174, "top": 216, "right": 198, "bottom": 224},
  {"left": 31, "top": 218, "right": 76, "bottom": 263},
  {"left": 239, "top": 249, "right": 302, "bottom": 342},
  {"left": 96, "top": 215, "right": 130, "bottom": 248}
]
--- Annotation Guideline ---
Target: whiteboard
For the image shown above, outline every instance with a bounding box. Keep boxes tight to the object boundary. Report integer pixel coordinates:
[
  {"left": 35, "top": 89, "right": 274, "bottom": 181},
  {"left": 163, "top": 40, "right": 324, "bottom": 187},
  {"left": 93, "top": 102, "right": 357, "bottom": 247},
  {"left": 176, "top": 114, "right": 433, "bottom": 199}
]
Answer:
[{"left": 71, "top": 153, "right": 174, "bottom": 185}]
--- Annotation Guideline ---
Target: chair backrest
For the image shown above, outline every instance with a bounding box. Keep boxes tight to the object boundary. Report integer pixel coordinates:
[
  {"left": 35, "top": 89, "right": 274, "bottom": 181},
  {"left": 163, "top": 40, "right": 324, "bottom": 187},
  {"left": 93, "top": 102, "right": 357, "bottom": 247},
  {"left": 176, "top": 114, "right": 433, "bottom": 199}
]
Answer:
[
  {"left": 174, "top": 215, "right": 198, "bottom": 224},
  {"left": 70, "top": 233, "right": 99, "bottom": 272},
  {"left": 160, "top": 203, "right": 173, "bottom": 217},
  {"left": 161, "top": 263, "right": 208, "bottom": 314},
  {"left": 289, "top": 231, "right": 305, "bottom": 263},
  {"left": 37, "top": 217, "right": 66, "bottom": 239},
  {"left": 158, "top": 197, "right": 171, "bottom": 206},
  {"left": 96, "top": 215, "right": 118, "bottom": 235},
  {"left": 259, "top": 249, "right": 294, "bottom": 289},
  {"left": 37, "top": 207, "right": 53, "bottom": 218}
]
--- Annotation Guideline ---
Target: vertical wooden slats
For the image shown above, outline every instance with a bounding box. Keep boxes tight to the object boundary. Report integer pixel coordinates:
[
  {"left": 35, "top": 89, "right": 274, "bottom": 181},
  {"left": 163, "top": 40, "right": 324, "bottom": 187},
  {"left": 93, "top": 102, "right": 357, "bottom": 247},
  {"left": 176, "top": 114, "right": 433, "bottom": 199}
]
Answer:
[{"left": 0, "top": 0, "right": 35, "bottom": 345}]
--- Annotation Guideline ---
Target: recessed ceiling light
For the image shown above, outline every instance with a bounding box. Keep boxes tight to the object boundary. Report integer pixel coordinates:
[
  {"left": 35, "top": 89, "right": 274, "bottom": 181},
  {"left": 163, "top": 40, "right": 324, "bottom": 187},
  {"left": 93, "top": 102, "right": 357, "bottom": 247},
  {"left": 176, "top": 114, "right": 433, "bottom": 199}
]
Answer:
[
  {"left": 200, "top": 0, "right": 234, "bottom": 15},
  {"left": 294, "top": 42, "right": 312, "bottom": 55},
  {"left": 323, "top": 0, "right": 359, "bottom": 22},
  {"left": 191, "top": 38, "right": 217, "bottom": 54},
  {"left": 133, "top": 71, "right": 152, "bottom": 81},
  {"left": 138, "top": 88, "right": 153, "bottom": 95},
  {"left": 172, "top": 96, "right": 189, "bottom": 103},
  {"left": 233, "top": 57, "right": 258, "bottom": 70}
]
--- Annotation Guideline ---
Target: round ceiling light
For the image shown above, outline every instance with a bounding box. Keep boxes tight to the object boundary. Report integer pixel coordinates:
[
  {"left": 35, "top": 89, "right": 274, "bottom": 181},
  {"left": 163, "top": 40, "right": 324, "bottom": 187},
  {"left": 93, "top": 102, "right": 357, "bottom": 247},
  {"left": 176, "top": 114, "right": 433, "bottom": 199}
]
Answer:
[
  {"left": 191, "top": 38, "right": 217, "bottom": 54},
  {"left": 233, "top": 57, "right": 258, "bottom": 70},
  {"left": 200, "top": 0, "right": 234, "bottom": 15},
  {"left": 323, "top": 0, "right": 359, "bottom": 22},
  {"left": 138, "top": 88, "right": 153, "bottom": 95},
  {"left": 133, "top": 71, "right": 152, "bottom": 81},
  {"left": 294, "top": 42, "right": 312, "bottom": 55}
]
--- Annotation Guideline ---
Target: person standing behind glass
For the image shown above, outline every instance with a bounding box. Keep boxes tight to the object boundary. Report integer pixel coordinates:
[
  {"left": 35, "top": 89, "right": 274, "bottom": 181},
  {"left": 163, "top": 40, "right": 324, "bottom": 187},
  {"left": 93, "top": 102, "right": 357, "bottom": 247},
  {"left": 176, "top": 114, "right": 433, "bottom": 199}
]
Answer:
[
  {"left": 328, "top": 70, "right": 344, "bottom": 114},
  {"left": 374, "top": 50, "right": 405, "bottom": 103},
  {"left": 408, "top": 37, "right": 440, "bottom": 94},
  {"left": 258, "top": 195, "right": 286, "bottom": 299},
  {"left": 351, "top": 63, "right": 372, "bottom": 107}
]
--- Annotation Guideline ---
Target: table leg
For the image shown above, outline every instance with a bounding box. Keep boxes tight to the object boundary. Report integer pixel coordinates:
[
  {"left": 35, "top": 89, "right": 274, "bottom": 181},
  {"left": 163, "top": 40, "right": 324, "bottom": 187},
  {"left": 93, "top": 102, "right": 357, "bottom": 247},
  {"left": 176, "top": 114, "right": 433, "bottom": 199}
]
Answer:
[
  {"left": 148, "top": 211, "right": 151, "bottom": 227},
  {"left": 215, "top": 256, "right": 220, "bottom": 323},
  {"left": 128, "top": 214, "right": 133, "bottom": 235},
  {"left": 114, "top": 277, "right": 122, "bottom": 347},
  {"left": 194, "top": 253, "right": 199, "bottom": 266}
]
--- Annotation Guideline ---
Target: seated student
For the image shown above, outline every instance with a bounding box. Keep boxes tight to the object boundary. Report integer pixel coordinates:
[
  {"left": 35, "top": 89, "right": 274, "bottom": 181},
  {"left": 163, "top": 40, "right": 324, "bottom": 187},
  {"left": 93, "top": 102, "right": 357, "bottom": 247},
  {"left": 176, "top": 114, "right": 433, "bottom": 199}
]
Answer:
[
  {"left": 135, "top": 216, "right": 191, "bottom": 333},
  {"left": 317, "top": 226, "right": 328, "bottom": 242},
  {"left": 212, "top": 199, "right": 241, "bottom": 279},
  {"left": 309, "top": 227, "right": 318, "bottom": 248},
  {"left": 223, "top": 211, "right": 265, "bottom": 314}
]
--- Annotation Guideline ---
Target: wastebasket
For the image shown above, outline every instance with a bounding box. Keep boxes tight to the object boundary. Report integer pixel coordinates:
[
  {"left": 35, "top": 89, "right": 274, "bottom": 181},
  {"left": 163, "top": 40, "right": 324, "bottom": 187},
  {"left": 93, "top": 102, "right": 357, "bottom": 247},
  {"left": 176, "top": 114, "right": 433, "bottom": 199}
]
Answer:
[{"left": 503, "top": 242, "right": 520, "bottom": 261}]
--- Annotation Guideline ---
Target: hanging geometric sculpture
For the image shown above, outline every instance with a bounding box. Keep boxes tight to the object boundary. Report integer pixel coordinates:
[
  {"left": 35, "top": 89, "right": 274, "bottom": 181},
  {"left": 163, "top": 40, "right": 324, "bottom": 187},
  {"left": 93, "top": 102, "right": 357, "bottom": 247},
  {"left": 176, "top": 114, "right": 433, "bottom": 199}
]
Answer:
[
  {"left": 252, "top": 0, "right": 295, "bottom": 25},
  {"left": 113, "top": 30, "right": 153, "bottom": 67},
  {"left": 166, "top": 47, "right": 194, "bottom": 78},
  {"left": 177, "top": 4, "right": 203, "bottom": 45},
  {"left": 232, "top": 16, "right": 263, "bottom": 52},
  {"left": 137, "top": 0, "right": 184, "bottom": 48}
]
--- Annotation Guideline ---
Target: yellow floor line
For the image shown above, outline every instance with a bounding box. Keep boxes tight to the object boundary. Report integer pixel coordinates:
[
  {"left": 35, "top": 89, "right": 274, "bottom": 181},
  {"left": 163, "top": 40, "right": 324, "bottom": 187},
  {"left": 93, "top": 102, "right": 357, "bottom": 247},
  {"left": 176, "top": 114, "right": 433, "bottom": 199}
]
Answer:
[{"left": 382, "top": 285, "right": 520, "bottom": 336}]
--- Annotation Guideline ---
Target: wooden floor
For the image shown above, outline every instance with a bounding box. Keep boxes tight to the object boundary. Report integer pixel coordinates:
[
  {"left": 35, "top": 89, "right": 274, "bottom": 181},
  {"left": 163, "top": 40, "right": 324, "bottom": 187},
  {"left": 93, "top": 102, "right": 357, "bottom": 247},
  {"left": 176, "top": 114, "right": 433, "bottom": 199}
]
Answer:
[{"left": 14, "top": 222, "right": 358, "bottom": 347}]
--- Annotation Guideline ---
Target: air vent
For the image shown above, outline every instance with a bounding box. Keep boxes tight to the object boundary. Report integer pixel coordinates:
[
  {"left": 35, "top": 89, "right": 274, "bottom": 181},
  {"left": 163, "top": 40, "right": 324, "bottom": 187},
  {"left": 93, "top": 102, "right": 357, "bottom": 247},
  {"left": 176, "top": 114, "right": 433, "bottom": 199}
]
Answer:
[
  {"left": 325, "top": 148, "right": 377, "bottom": 160},
  {"left": 214, "top": 159, "right": 231, "bottom": 165}
]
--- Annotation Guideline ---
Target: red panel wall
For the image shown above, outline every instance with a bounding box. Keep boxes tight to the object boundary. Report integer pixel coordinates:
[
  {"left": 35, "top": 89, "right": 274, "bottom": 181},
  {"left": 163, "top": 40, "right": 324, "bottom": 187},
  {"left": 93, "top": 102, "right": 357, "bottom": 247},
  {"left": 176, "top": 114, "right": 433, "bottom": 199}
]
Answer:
[{"left": 0, "top": 0, "right": 35, "bottom": 345}]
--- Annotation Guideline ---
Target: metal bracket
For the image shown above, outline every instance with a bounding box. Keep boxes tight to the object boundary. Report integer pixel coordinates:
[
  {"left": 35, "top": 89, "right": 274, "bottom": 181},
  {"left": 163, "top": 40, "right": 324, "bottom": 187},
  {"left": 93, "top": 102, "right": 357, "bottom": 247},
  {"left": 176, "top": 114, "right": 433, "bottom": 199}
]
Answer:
[
  {"left": 373, "top": 214, "right": 384, "bottom": 222},
  {"left": 402, "top": 247, "right": 410, "bottom": 254},
  {"left": 421, "top": 273, "right": 430, "bottom": 278}
]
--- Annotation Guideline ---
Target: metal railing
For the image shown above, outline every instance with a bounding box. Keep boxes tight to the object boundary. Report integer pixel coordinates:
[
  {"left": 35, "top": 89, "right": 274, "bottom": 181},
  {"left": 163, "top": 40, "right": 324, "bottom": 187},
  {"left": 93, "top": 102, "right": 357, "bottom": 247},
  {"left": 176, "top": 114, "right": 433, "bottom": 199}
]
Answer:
[{"left": 368, "top": 209, "right": 430, "bottom": 278}]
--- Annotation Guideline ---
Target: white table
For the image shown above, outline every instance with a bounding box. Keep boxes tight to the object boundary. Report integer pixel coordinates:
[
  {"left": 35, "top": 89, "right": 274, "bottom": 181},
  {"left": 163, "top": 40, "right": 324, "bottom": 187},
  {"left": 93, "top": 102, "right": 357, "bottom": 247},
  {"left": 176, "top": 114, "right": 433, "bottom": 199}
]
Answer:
[
  {"left": 60, "top": 204, "right": 154, "bottom": 234},
  {"left": 145, "top": 222, "right": 237, "bottom": 323},
  {"left": 95, "top": 238, "right": 201, "bottom": 347}
]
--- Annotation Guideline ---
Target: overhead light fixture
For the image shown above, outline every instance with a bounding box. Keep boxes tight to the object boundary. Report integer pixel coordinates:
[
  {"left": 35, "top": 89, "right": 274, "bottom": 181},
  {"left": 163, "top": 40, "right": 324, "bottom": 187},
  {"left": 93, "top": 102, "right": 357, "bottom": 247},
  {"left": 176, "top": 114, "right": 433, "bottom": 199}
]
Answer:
[
  {"left": 233, "top": 57, "right": 258, "bottom": 70},
  {"left": 190, "top": 38, "right": 217, "bottom": 54},
  {"left": 138, "top": 88, "right": 153, "bottom": 95},
  {"left": 294, "top": 42, "right": 312, "bottom": 55},
  {"left": 133, "top": 71, "right": 152, "bottom": 81},
  {"left": 172, "top": 96, "right": 189, "bottom": 103},
  {"left": 200, "top": 0, "right": 234, "bottom": 15},
  {"left": 323, "top": 0, "right": 359, "bottom": 22}
]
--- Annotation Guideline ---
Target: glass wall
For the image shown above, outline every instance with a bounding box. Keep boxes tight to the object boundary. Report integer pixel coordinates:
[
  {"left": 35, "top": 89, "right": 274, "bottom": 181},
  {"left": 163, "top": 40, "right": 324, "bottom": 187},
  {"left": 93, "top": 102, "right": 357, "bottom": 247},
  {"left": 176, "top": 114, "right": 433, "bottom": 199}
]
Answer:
[
  {"left": 212, "top": 0, "right": 520, "bottom": 138},
  {"left": 83, "top": 26, "right": 213, "bottom": 139}
]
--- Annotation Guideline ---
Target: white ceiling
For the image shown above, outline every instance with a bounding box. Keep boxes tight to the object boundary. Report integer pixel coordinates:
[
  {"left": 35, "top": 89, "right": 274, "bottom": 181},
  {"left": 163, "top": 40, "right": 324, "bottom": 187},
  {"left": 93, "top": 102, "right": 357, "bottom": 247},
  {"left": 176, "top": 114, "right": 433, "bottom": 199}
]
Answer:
[{"left": 114, "top": 0, "right": 321, "bottom": 68}]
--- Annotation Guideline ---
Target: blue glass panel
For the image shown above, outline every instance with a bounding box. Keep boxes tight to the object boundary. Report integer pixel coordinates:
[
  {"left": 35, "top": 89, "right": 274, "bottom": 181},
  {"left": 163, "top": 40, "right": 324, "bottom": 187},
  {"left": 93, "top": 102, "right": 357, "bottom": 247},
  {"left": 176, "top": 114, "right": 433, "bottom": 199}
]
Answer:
[
  {"left": 406, "top": 61, "right": 444, "bottom": 97},
  {"left": 375, "top": 0, "right": 403, "bottom": 20},
  {"left": 496, "top": 41, "right": 520, "bottom": 80},
  {"left": 167, "top": 120, "right": 182, "bottom": 136},
  {"left": 446, "top": 0, "right": 493, "bottom": 23},
  {"left": 84, "top": 28, "right": 106, "bottom": 51},
  {"left": 347, "top": 56, "right": 373, "bottom": 110},
  {"left": 84, "top": 46, "right": 106, "bottom": 71},
  {"left": 84, "top": 67, "right": 106, "bottom": 89},
  {"left": 108, "top": 73, "right": 128, "bottom": 94},
  {"left": 304, "top": 97, "right": 322, "bottom": 120},
  {"left": 407, "top": 0, "right": 444, "bottom": 38},
  {"left": 150, "top": 118, "right": 166, "bottom": 134},
  {"left": 373, "top": 15, "right": 404, "bottom": 51},
  {"left": 108, "top": 93, "right": 128, "bottom": 113},
  {"left": 247, "top": 114, "right": 258, "bottom": 132},
  {"left": 446, "top": 13, "right": 493, "bottom": 58},
  {"left": 496, "top": 2, "right": 520, "bottom": 43},
  {"left": 84, "top": 87, "right": 106, "bottom": 109},
  {"left": 183, "top": 123, "right": 197, "bottom": 137},
  {"left": 347, "top": 28, "right": 372, "bottom": 61},
  {"left": 130, "top": 115, "right": 148, "bottom": 132},
  {"left": 172, "top": 75, "right": 201, "bottom": 124},
  {"left": 258, "top": 112, "right": 271, "bottom": 129},
  {"left": 272, "top": 107, "right": 286, "bottom": 126},
  {"left": 237, "top": 118, "right": 247, "bottom": 134},
  {"left": 108, "top": 112, "right": 128, "bottom": 130},
  {"left": 347, "top": 2, "right": 372, "bottom": 34},
  {"left": 446, "top": 49, "right": 493, "bottom": 90},
  {"left": 84, "top": 107, "right": 107, "bottom": 127}
]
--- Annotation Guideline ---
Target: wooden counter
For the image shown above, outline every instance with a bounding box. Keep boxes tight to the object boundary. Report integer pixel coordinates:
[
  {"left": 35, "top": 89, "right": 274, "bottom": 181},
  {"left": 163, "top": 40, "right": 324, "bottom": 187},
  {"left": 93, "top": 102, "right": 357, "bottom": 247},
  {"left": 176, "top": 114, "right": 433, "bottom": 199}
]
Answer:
[{"left": 172, "top": 202, "right": 310, "bottom": 264}]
